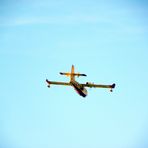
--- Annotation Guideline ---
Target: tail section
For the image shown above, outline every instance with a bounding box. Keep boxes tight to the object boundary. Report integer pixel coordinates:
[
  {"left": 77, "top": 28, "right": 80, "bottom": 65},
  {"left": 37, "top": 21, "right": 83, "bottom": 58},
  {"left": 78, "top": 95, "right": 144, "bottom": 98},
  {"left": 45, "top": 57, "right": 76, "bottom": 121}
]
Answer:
[
  {"left": 70, "top": 65, "right": 75, "bottom": 81},
  {"left": 59, "top": 65, "right": 86, "bottom": 82}
]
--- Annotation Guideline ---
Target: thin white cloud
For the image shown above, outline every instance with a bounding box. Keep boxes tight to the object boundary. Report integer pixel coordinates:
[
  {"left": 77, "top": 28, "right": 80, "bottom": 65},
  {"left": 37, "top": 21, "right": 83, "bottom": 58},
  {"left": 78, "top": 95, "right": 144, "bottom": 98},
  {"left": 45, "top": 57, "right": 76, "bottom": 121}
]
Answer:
[
  {"left": 0, "top": 12, "right": 147, "bottom": 35},
  {"left": 0, "top": 14, "right": 109, "bottom": 26}
]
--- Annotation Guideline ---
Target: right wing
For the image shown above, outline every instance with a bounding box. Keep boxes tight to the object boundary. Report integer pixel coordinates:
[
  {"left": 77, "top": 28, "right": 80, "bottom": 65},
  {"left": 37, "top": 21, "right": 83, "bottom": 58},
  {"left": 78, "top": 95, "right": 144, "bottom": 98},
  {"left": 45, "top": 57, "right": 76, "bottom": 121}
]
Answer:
[
  {"left": 46, "top": 79, "right": 71, "bottom": 87},
  {"left": 81, "top": 82, "right": 115, "bottom": 91}
]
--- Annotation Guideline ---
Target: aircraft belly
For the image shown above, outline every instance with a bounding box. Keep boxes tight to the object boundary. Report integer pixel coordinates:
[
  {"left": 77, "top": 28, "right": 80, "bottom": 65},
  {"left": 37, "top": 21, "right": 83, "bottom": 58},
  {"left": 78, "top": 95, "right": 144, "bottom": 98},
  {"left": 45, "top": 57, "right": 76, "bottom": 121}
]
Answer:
[{"left": 71, "top": 81, "right": 87, "bottom": 97}]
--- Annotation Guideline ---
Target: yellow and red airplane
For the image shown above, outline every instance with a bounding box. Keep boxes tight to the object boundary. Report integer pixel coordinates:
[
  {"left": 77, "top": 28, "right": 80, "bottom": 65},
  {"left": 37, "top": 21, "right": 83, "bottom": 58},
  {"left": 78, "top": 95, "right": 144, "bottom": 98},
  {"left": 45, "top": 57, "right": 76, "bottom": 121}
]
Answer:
[{"left": 46, "top": 65, "right": 115, "bottom": 97}]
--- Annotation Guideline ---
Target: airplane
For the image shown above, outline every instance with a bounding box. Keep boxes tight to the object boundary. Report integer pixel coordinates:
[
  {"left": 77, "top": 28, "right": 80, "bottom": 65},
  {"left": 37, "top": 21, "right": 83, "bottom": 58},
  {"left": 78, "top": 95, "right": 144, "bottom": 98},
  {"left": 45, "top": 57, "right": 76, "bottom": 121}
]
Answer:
[{"left": 46, "top": 65, "right": 115, "bottom": 97}]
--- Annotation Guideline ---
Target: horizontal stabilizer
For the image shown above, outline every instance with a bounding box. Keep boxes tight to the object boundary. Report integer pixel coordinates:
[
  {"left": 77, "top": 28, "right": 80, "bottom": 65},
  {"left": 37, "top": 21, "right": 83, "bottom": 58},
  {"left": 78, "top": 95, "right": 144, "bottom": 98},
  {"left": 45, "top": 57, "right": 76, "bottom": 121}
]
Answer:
[
  {"left": 59, "top": 72, "right": 87, "bottom": 77},
  {"left": 77, "top": 74, "right": 87, "bottom": 76},
  {"left": 59, "top": 72, "right": 71, "bottom": 76}
]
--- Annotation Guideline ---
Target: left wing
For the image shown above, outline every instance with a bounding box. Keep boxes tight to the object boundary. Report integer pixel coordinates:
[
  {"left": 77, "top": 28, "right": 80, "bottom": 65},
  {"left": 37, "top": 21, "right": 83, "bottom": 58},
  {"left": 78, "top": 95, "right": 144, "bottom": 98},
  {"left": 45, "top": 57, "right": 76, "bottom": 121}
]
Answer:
[
  {"left": 82, "top": 82, "right": 115, "bottom": 91},
  {"left": 46, "top": 79, "right": 71, "bottom": 87}
]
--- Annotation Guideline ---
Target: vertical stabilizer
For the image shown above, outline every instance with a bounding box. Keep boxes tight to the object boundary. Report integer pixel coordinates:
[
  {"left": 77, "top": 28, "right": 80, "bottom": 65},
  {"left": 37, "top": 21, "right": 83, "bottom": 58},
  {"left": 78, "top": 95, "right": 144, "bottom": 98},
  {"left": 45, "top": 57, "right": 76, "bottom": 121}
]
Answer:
[{"left": 70, "top": 65, "right": 75, "bottom": 81}]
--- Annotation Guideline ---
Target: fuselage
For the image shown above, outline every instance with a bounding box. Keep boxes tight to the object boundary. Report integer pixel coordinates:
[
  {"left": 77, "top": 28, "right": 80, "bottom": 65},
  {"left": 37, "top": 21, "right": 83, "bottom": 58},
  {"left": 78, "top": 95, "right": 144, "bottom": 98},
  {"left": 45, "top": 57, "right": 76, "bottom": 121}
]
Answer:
[{"left": 70, "top": 80, "right": 87, "bottom": 97}]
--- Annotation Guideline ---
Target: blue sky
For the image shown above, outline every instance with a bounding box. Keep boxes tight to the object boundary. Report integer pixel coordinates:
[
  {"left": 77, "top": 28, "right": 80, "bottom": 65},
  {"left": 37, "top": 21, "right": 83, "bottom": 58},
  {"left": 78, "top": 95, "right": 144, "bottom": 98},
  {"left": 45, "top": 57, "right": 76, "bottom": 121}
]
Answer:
[{"left": 0, "top": 0, "right": 148, "bottom": 148}]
